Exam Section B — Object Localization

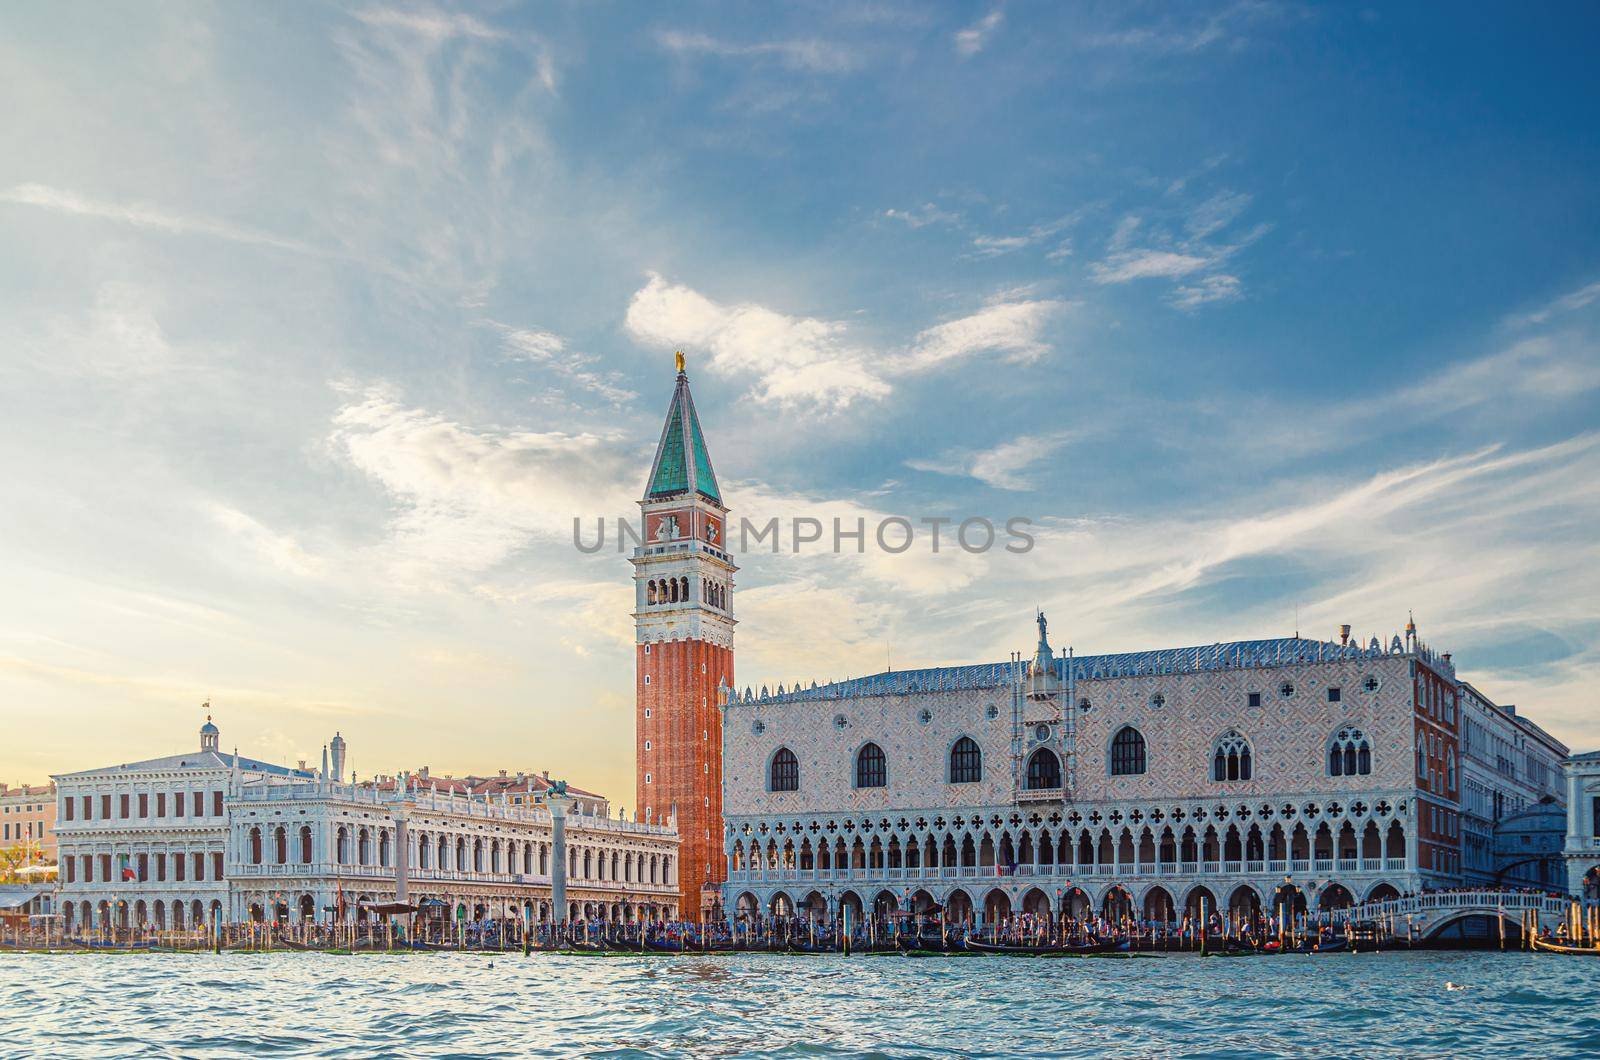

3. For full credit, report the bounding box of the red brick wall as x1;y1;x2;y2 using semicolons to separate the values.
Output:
638;638;732;914
1413;663;1461;878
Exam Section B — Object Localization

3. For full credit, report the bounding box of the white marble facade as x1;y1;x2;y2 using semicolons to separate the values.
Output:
1565;752;1600;900
722;620;1474;922
55;721;681;928
229;779;681;924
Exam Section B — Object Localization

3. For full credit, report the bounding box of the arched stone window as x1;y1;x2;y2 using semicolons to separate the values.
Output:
358;828;371;865
249;826;263;865
1110;726;1146;776
1415;734;1427;778
336;826;349;864
949;737;982;784
1446;748;1456;788
298;825;313;863
1212;731;1252;782
274;826;288;864
647;580;658;605
1026;748;1061;790
770;747;799;792
855;742;887;788
1328;727;1372;776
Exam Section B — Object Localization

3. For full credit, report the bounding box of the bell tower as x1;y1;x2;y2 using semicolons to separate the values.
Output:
632;352;735;916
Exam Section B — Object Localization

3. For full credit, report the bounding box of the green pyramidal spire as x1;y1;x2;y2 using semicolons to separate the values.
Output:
645;352;722;504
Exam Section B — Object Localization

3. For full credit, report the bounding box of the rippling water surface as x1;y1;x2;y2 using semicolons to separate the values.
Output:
3;951;1598;1058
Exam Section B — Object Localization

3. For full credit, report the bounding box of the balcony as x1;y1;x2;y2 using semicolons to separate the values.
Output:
1015;787;1065;804
726;854;1418;888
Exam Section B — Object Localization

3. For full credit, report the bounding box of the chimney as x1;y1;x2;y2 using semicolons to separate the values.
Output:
1339;624;1351;646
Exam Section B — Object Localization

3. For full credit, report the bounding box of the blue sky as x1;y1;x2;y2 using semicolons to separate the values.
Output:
2;2;1597;800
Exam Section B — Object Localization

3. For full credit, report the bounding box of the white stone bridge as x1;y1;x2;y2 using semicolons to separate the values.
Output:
1326;888;1574;940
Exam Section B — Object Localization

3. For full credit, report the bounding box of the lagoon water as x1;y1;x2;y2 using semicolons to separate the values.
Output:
3;951;1598;1058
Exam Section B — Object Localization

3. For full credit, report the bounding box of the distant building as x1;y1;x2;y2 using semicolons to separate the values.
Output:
0;782;56;871
1457;682;1568;886
1565;752;1600;900
53;718;679;930
53;717;314;930
381;767;610;818
721;614;1550;924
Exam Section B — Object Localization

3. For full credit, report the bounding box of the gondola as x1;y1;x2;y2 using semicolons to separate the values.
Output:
786;938;836;954
1532;937;1600;956
961;937;1120;956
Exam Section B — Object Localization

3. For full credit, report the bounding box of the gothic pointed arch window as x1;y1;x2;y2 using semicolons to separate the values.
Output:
855;742;887;789
949;737;982;784
1110;726;1146;776
1212;730;1252;782
1328;727;1373;776
1026;747;1061;790
770;747;799;792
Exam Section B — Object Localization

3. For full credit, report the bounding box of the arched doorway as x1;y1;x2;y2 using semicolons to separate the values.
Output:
1184;886;1217;922
770;892;794;917
1060;886;1091;920
1271;882;1306;921
1318;883;1354;911
838;891;864;925
910;889;937;915
801;891;828;922
1228;885;1261;922
1365;882;1400;904
945;889;973;925
734;892;758;921
872;889;898;919
1142;886;1175;924
1021;887;1051;918
1102;886;1133;922
300;894;316;921
983;889;1012;923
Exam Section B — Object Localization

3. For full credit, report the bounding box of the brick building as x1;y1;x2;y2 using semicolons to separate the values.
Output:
1;781;58;871
633;352;735;916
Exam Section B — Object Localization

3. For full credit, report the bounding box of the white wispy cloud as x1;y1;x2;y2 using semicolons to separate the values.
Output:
624;273;1064;409
325;384;637;585
907;430;1078;490
206;503;324;579
485;321;638;406
954;10;1004;57
1090;190;1265;308
895;297;1065;370
1;183;327;257
656;30;860;74
1506;278;1600;328
1081;2;1280;55
882;203;961;229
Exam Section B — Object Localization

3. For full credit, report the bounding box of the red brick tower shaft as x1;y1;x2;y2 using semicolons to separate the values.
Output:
632;353;735;918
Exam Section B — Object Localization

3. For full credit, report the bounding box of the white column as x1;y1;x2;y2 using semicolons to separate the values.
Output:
1567;764;1583;844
